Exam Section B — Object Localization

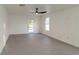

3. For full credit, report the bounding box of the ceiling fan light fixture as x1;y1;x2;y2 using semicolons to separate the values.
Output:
36;13;38;15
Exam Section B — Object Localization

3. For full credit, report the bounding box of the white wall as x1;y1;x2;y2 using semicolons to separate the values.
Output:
8;15;40;34
0;5;9;53
40;6;79;48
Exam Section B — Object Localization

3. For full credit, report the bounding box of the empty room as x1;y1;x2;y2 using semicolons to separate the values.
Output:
0;4;79;55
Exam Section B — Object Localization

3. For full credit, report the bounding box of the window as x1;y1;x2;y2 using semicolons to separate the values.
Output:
45;17;50;31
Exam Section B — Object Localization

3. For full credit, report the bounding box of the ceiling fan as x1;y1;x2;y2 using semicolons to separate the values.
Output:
19;4;47;15
34;8;47;14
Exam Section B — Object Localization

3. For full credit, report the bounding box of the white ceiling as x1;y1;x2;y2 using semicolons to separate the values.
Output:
4;4;79;15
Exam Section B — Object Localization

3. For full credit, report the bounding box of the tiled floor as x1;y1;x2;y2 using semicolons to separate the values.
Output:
1;33;79;55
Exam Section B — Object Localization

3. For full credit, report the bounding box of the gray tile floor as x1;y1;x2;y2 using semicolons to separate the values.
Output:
1;33;79;55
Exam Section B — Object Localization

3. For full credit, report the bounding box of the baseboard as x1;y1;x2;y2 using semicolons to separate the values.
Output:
41;33;79;49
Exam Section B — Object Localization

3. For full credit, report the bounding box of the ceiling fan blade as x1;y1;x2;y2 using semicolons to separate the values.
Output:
38;11;47;14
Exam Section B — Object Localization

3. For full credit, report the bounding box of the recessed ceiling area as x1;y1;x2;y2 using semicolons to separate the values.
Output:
4;4;79;15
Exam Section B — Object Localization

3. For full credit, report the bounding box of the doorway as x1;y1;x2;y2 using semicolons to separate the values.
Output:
28;20;35;33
